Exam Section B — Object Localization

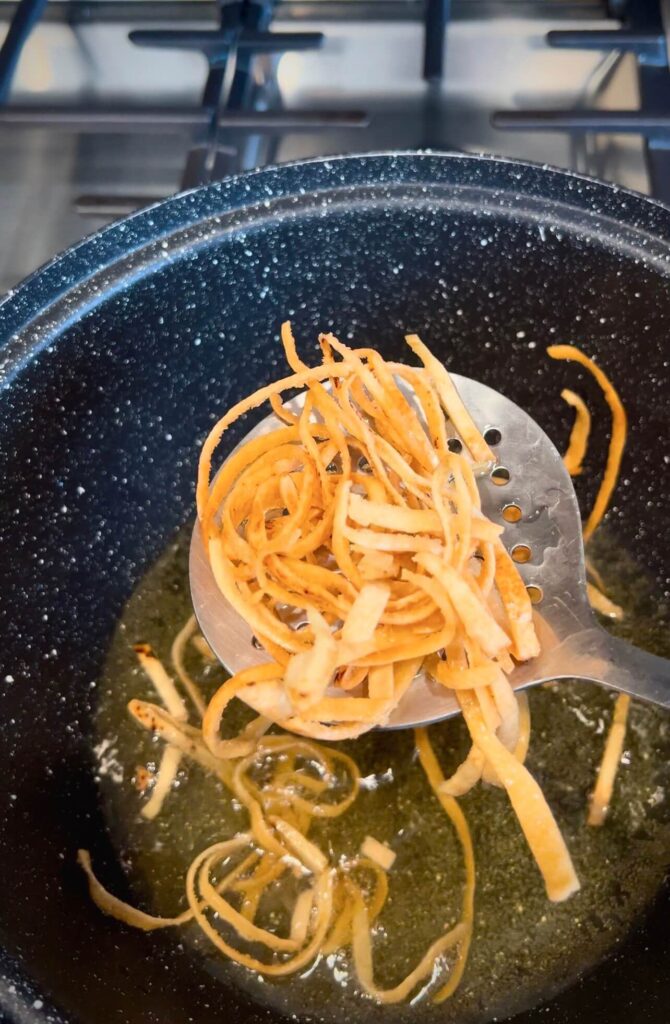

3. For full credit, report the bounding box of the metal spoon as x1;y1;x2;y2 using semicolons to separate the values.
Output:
190;374;670;729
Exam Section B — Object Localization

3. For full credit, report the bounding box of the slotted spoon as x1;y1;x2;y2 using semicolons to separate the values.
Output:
190;374;670;729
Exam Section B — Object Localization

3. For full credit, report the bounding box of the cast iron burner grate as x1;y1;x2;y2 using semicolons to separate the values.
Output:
0;0;373;208
493;0;670;204
0;0;451;210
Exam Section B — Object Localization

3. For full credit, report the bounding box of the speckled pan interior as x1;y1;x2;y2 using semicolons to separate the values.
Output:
0;152;668;1024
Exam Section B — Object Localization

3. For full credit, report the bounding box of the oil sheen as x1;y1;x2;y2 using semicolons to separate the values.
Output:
95;525;670;1024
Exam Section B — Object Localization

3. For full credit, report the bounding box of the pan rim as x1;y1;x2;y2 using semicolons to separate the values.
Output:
2;148;670;351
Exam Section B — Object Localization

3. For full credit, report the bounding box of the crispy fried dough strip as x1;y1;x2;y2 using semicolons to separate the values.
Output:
128;699;234;785
459;690;579;902
547;345;626;542
493;541;540;661
141;744;182;821
360;836;396;870
414;729;475;1003
197;361;361;521
405;334;494;463
170;614;207;717
588;693;631;826
351;896;466;1004
560;388;591;476
203;664;283;758
587;582;624;620
133;643;187;721
186;845;335;976
78;849;195;930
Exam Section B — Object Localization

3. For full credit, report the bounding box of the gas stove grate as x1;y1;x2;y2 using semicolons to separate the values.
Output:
0;0;376;206
493;0;670;203
0;0;450;204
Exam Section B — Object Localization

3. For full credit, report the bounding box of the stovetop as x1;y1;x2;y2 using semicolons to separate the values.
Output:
0;0;660;295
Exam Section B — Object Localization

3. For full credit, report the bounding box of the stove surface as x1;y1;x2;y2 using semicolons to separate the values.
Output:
0;2;648;294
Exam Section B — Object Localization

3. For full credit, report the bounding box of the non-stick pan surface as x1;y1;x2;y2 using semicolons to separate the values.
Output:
0;153;668;1024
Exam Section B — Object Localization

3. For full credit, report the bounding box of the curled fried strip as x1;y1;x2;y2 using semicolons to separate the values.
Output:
351;894;466;1004
548;345;626;542
186;843;335;976
560;388;591;477
414;728;475;1002
78;849;195;931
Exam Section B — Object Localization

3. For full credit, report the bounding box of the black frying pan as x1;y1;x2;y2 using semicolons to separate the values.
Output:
0;152;668;1024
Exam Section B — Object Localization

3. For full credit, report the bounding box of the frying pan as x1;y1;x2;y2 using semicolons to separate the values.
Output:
0;152;668;1024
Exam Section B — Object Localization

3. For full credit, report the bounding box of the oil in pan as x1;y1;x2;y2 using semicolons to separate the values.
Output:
94;524;670;1024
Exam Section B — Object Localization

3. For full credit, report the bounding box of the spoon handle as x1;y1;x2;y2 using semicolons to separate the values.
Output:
559;627;670;709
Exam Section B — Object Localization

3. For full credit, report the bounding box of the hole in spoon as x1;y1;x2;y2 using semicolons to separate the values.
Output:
502;503;522;523
491;466;510;486
447;437;463;454
511;543;532;563
251;636;263;650
526;584;543;605
484;427;502;446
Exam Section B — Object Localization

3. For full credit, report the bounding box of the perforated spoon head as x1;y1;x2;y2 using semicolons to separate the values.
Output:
190;374;604;729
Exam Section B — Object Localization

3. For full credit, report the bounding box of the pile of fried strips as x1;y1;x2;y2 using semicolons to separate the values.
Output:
80;325;627;1005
